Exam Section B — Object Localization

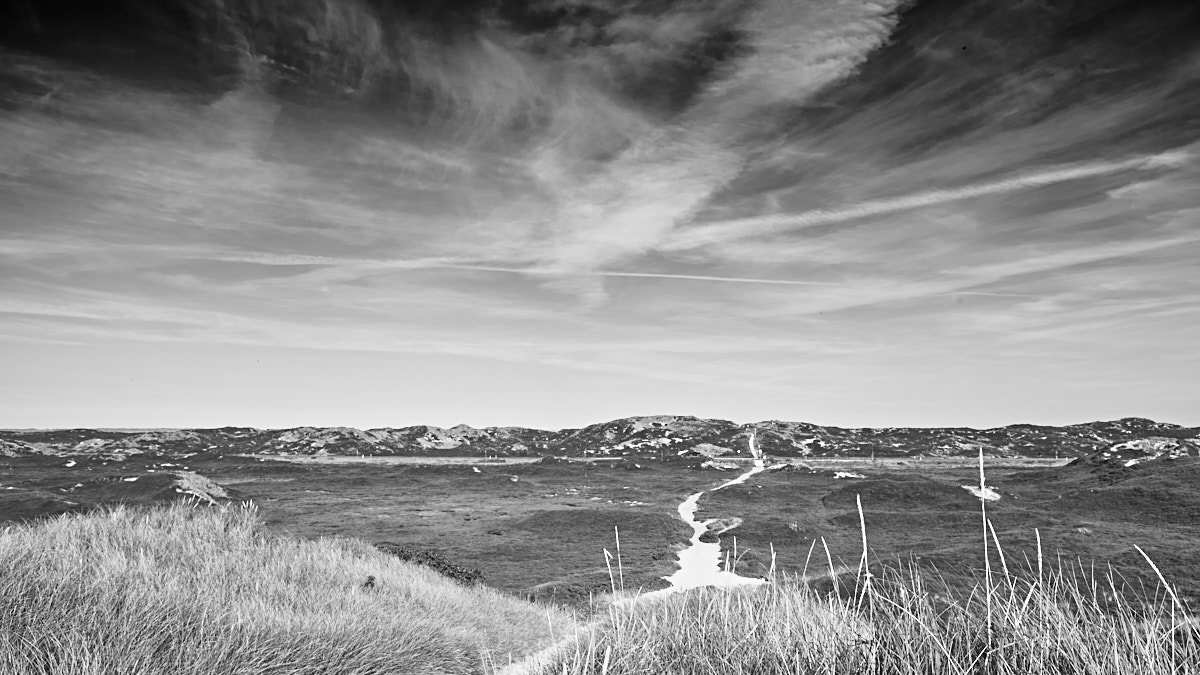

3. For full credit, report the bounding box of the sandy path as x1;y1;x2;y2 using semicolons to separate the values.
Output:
494;431;772;674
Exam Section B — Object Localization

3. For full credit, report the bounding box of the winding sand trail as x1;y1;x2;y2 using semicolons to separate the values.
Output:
647;429;769;595
493;431;771;675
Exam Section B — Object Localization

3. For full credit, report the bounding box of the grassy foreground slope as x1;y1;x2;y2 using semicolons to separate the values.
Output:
535;464;1200;675
0;503;576;675
544;570;1199;675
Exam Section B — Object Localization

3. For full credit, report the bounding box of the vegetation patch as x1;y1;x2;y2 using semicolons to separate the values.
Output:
374;542;484;585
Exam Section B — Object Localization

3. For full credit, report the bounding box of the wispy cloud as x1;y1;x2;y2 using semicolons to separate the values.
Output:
662;149;1193;251
520;0;906;283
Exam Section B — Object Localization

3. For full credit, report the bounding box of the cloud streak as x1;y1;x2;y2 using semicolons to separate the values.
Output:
662;149;1194;251
443;265;841;287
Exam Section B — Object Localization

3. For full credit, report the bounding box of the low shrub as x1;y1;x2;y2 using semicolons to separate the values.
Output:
375;542;484;585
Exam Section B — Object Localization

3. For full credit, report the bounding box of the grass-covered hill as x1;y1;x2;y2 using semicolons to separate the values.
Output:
0;503;575;675
3;501;1197;674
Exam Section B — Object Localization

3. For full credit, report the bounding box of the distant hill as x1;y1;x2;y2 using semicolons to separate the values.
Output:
2;416;1196;460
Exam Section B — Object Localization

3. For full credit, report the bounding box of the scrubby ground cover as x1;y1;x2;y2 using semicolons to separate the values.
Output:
0;503;576;675
6;452;1200;610
698;458;1200;605
0;454;697;603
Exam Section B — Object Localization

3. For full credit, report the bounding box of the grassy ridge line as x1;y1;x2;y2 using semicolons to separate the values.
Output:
0;503;577;675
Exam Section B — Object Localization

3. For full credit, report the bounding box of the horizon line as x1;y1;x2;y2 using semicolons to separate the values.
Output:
0;414;1188;434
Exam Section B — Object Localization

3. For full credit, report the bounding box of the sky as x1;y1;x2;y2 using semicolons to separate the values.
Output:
1;0;1198;431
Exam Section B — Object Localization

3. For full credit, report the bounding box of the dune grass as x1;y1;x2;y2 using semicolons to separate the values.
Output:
0;502;577;675
537;562;1198;675
526;459;1199;674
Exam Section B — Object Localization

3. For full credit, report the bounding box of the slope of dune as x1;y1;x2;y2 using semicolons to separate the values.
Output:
0;503;576;674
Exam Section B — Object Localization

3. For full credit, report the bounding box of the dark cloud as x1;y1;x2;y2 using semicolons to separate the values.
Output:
0;0;752;127
766;0;1200;160
689;0;1200;237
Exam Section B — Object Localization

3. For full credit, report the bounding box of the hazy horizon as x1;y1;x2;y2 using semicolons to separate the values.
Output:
3;0;1198;430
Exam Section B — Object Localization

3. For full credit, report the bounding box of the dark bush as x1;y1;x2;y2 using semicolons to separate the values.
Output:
374;542;484;585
